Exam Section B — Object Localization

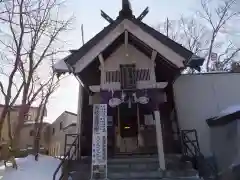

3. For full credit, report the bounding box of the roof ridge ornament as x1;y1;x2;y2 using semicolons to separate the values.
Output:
119;0;133;18
122;0;132;12
101;0;149;23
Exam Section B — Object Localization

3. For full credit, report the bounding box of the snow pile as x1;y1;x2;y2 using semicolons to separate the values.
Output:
0;154;61;180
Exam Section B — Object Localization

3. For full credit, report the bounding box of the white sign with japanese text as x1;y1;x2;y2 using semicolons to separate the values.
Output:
91;104;108;179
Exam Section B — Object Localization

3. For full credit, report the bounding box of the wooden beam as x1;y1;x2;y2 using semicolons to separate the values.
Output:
89;82;168;92
98;54;105;86
150;50;157;82
98;54;104;65
137;7;149;21
101;10;114;24
151;50;158;62
124;30;128;56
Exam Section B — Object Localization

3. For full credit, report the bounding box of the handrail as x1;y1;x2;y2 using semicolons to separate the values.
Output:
181;130;200;157
53;134;80;180
181;130;218;179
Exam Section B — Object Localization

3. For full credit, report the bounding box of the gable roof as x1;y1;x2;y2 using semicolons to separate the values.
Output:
54;2;204;76
67;19;122;67
63;17;203;70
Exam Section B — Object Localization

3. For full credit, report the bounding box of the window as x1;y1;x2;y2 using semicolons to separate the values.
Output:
24;114;32;122
29;130;34;136
120;64;136;89
60;122;63;130
27;145;33;149
52;128;55;135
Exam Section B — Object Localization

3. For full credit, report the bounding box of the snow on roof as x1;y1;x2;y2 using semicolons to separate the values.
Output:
53;56;71;73
23;121;35;125
23;121;50;126
218;105;240;118
0;155;61;180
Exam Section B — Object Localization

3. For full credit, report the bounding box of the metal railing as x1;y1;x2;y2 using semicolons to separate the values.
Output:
53;134;81;180
181;130;200;158
181;130;218;180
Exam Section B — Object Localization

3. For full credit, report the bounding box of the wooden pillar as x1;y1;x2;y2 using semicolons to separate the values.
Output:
137;104;143;147
154;107;166;171
76;83;83;160
150;89;166;171
98;54;105;88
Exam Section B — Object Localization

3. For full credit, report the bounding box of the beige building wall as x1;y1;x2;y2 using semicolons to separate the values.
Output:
0;106;47;144
18;122;50;150
173;73;240;156
48;111;77;157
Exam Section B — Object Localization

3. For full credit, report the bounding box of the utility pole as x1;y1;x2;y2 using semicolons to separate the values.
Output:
76;24;85;160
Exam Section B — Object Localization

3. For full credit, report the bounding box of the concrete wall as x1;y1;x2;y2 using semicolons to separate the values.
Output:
173;73;240;156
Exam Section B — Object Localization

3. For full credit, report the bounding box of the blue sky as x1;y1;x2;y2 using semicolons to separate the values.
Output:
46;0;199;122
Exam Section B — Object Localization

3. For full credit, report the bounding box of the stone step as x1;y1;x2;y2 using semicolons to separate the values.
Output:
164;169;199;178
108;170;198;179
66;155;197;180
108;162;159;171
108;170;163;179
108;157;193;171
108;156;158;164
69;171;90;180
69;169;200;180
113;154;158;158
108;154;185;164
111;178;200;180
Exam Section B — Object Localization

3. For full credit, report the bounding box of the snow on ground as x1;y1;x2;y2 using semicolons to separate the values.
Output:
0;154;61;180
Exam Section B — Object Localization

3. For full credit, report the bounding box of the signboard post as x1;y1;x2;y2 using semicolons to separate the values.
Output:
91;104;108;180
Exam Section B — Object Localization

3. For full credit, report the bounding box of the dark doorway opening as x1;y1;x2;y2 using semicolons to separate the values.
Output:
119;103;138;138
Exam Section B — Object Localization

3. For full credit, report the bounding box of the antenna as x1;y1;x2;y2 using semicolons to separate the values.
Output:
166;18;169;37
101;10;114;24
81;24;85;45
137;7;149;21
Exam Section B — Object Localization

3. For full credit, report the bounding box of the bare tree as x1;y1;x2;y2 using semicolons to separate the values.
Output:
198;0;240;71
210;41;240;71
0;50;24;141
157;16;210;73
33;69;63;161
0;0;72;148
157;16;209;56
156;0;240;72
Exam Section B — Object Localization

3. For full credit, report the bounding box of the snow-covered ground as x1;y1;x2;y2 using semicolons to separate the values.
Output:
0;154;61;180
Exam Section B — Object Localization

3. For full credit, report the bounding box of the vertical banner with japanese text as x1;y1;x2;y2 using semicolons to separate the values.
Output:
91;104;108;179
